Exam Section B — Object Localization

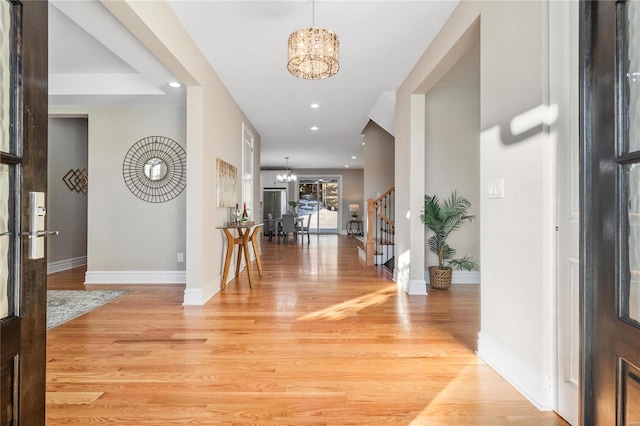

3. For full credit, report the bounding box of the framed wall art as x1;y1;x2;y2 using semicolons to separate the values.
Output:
216;158;237;207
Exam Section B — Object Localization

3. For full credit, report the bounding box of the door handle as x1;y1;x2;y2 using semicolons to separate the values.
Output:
24;191;59;259
20;230;59;239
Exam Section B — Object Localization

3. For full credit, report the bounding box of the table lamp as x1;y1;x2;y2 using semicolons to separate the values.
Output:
349;204;360;219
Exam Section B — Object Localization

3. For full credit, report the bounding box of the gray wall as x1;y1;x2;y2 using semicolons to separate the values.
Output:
424;42;480;269
47;118;88;264
47;106;188;275
87;106;186;271
363;120;395;201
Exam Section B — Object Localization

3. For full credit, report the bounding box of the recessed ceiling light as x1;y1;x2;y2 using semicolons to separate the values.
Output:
351;156;356;159
310;103;319;108
310;126;319;131
345;165;349;168
168;81;182;88
362;142;365;146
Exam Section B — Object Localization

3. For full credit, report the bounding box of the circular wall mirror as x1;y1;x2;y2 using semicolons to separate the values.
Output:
144;158;168;181
122;136;186;203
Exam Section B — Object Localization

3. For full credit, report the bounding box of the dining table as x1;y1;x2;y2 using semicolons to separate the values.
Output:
274;216;305;227
217;222;263;289
274;216;305;242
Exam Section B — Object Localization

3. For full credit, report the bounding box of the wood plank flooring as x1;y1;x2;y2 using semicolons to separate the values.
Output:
46;236;568;425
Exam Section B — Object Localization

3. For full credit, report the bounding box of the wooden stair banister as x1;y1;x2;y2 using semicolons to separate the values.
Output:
366;198;376;266
366;186;395;267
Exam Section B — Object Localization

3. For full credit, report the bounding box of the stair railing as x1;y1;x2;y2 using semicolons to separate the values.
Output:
366;187;395;268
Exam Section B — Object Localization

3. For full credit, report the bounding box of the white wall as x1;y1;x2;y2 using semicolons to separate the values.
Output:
47;118;88;271
396;0;557;411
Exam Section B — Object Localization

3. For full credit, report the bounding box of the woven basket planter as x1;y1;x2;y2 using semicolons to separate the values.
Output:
429;266;452;290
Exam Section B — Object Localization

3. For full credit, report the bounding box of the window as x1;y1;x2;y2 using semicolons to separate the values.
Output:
242;123;254;220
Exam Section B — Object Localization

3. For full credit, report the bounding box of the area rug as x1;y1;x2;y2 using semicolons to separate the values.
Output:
47;290;130;330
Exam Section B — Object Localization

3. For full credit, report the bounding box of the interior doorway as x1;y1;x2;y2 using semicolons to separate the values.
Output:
47;117;89;275
297;178;340;234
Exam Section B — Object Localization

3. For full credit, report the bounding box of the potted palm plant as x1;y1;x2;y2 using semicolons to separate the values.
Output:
420;191;479;290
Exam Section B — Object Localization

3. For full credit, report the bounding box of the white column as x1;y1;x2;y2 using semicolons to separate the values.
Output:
407;94;427;295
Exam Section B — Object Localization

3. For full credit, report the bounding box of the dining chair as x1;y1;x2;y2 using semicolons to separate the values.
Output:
280;214;297;243
298;214;312;243
266;213;275;242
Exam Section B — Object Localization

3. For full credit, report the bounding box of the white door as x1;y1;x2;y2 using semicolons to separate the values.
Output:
552;1;579;424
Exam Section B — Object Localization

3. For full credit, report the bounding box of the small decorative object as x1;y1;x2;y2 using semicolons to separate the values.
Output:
288;200;298;214
63;168;88;194
420;191;479;290
216;158;238;207
231;203;242;224
241;202;249;222
122;136;186;203
349;203;359;219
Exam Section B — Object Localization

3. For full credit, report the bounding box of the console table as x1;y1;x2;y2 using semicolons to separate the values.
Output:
347;220;363;237
217;223;263;289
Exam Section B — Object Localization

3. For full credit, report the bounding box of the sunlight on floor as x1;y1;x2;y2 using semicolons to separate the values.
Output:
409;364;484;425
297;284;398;321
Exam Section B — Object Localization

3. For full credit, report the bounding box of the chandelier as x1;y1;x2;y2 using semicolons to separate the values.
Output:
287;0;339;80
277;157;297;183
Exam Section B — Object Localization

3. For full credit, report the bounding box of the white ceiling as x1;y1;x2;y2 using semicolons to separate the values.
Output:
48;1;460;170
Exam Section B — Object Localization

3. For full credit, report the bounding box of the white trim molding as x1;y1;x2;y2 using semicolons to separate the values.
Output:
183;277;220;306
407;279;428;295
424;270;481;284
477;331;553;411
47;255;87;275
85;270;186;285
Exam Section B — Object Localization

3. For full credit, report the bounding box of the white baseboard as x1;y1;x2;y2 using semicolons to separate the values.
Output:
477;331;553;411
357;246;366;261
84;270;186;285
424;270;481;284
183;277;220;306
47;256;87;275
407;279;427;295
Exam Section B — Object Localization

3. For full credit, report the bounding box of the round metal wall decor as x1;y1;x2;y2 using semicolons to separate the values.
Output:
122;136;186;203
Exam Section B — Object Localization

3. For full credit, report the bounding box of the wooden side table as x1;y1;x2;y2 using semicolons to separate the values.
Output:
218;223;263;289
347;220;363;237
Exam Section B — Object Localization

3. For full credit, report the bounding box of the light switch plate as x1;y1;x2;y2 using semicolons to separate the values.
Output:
488;179;504;199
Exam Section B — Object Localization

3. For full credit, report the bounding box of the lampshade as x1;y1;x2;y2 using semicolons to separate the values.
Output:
288;27;339;80
349;204;359;212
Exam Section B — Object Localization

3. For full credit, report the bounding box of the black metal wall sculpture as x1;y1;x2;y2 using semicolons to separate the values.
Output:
122;136;186;203
63;168;88;194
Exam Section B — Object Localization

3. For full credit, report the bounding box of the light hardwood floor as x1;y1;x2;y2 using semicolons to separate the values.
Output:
46;235;568;425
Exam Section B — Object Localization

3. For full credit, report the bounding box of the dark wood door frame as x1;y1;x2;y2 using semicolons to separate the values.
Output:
579;4;598;424
580;1;640;424
19;1;48;423
0;1;47;424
